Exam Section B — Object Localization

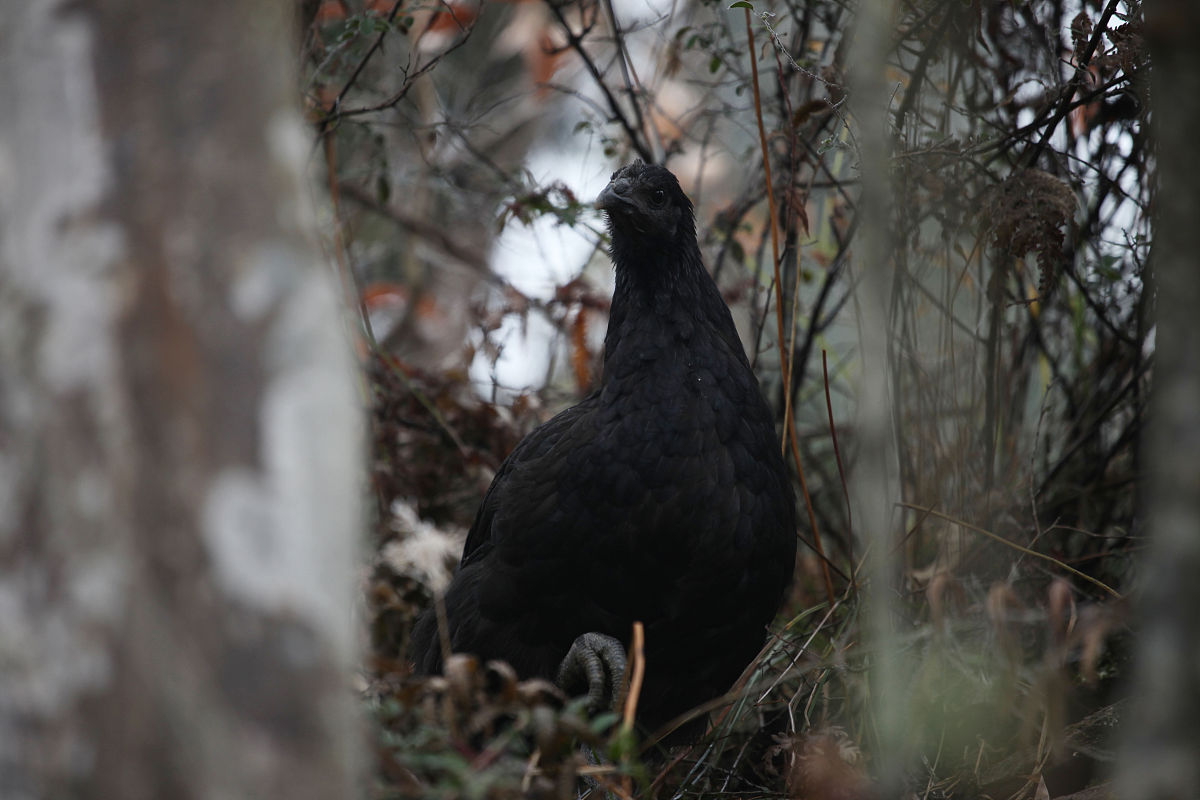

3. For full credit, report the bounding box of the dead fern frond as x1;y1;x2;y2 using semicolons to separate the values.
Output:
980;169;1077;299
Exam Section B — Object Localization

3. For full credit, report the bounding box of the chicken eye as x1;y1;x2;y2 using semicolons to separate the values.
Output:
650;189;667;207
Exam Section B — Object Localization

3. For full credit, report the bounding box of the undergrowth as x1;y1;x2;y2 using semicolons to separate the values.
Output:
304;0;1149;795
363;356;1128;799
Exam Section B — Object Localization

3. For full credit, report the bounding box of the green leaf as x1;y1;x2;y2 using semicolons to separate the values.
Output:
709;55;722;73
590;711;620;734
1094;255;1122;282
729;238;745;264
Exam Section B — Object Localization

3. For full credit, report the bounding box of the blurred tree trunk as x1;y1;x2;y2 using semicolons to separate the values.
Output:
1118;1;1200;797
848;0;903;792
0;2;362;798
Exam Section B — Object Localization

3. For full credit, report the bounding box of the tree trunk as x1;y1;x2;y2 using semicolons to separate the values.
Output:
0;2;363;798
1117;2;1200;798
848;0;903;792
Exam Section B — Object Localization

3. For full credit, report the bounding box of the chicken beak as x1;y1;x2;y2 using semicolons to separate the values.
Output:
594;184;617;211
595;178;631;212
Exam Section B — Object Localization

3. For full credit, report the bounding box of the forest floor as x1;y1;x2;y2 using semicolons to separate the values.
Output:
362;355;1129;800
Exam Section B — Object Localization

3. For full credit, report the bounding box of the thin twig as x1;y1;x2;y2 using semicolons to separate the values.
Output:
600;0;662;161
744;6;837;608
546;0;653;163
822;349;855;576
622;621;645;734
621;621;645;800
330;0;405;116
328;1;477;122
898;502;1122;598
1023;0;1123;167
338;182;490;272
322;132;375;346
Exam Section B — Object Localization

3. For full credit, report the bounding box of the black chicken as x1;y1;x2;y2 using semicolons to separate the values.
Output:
410;161;796;736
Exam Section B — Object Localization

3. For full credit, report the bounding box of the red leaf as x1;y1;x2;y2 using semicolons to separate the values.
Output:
428;3;477;32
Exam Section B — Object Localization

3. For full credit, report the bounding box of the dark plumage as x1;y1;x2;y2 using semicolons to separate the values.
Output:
410;161;796;733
